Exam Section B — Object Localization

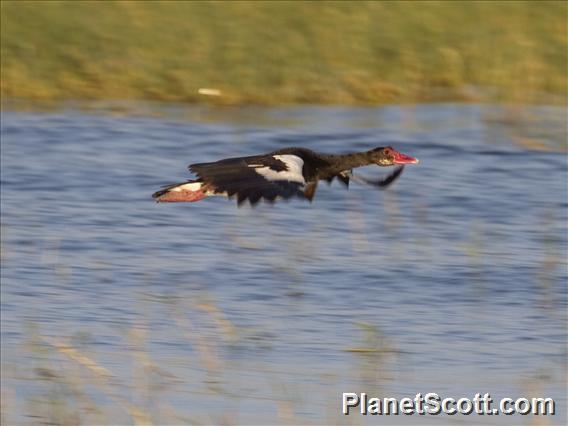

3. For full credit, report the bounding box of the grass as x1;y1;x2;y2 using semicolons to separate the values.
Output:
1;1;567;106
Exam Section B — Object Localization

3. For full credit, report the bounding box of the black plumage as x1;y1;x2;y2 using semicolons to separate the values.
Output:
153;146;418;206
189;154;305;205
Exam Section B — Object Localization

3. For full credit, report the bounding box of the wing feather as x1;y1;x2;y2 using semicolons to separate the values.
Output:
189;154;307;205
351;166;405;188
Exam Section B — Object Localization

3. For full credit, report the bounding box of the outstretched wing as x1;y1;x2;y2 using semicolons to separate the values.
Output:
189;154;308;205
351;166;405;188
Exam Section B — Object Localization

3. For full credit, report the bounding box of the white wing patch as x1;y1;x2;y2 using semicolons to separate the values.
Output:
254;155;305;184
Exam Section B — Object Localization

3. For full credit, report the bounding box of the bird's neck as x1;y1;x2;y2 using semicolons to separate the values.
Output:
320;151;373;175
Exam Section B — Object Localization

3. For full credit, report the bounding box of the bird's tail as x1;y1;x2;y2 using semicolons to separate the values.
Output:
152;180;207;202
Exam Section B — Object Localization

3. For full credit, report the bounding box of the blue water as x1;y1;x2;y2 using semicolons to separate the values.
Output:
1;103;567;425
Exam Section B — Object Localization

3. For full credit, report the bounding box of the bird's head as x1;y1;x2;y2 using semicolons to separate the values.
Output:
371;146;419;166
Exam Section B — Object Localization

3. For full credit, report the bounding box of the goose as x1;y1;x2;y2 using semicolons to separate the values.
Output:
152;146;418;206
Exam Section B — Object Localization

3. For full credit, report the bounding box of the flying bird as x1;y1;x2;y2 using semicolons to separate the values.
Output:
152;146;419;206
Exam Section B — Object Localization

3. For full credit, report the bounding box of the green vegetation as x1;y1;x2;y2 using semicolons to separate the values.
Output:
1;1;566;105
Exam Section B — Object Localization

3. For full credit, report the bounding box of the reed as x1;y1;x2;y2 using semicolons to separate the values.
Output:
1;1;566;105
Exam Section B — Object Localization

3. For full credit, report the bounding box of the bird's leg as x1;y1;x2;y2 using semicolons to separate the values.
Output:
303;181;318;201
